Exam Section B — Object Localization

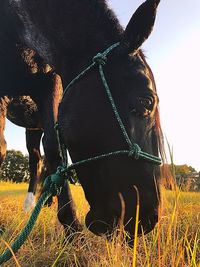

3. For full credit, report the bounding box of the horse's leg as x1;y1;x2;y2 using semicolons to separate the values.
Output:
0;97;9;166
0;99;6;234
24;128;43;212
57;183;82;235
41;74;81;232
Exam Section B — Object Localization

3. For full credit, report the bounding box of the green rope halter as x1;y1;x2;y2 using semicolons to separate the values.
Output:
57;42;162;167
0;42;161;265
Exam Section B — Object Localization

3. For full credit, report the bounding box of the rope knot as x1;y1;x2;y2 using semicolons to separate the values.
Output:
93;53;107;66
43;167;65;196
128;143;141;160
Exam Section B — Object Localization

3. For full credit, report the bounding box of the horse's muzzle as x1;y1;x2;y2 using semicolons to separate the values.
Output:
85;208;118;236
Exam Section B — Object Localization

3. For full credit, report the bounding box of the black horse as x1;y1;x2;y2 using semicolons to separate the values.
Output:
7;0;164;240
0;6;63;211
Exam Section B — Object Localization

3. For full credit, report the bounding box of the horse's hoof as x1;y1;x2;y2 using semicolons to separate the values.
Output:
24;192;36;212
63;222;83;243
67;221;83;232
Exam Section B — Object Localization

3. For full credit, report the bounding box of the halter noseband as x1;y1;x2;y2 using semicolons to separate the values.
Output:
55;42;162;177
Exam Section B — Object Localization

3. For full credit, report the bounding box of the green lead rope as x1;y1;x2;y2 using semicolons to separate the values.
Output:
0;168;65;265
0;167;65;265
0;42;162;265
0;191;51;265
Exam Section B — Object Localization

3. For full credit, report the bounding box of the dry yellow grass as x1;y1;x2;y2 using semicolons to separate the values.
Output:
0;181;200;267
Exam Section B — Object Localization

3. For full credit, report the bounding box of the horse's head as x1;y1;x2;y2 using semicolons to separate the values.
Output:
58;0;163;240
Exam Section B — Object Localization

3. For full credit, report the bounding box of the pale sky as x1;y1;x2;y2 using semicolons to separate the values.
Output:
5;0;200;171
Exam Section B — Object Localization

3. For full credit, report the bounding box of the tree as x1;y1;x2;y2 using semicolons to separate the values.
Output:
174;164;197;175
161;163;199;191
0;150;30;182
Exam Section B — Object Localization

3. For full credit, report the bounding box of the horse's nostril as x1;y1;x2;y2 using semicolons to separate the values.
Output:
85;209;117;236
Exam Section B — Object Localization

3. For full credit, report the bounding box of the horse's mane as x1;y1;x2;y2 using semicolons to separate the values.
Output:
83;0;124;35
139;50;166;163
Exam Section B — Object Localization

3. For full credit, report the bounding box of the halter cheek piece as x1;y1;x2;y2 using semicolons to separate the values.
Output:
55;42;162;178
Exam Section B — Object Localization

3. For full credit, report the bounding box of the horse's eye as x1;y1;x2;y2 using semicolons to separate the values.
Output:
130;96;154;117
139;97;153;110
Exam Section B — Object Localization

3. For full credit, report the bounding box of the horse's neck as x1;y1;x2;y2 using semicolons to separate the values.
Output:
56;0;123;82
40;1;123;78
13;0;123;82
59;1;122;51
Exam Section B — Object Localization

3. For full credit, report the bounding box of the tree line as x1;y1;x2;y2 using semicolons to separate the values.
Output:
0;149;79;184
161;164;200;191
0;150;199;192
0;150;30;183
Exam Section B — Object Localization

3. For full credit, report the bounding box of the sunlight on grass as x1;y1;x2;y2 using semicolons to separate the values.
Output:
0;181;27;196
0;181;200;266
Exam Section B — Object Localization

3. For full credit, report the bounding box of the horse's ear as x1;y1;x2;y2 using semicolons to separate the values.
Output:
120;0;160;54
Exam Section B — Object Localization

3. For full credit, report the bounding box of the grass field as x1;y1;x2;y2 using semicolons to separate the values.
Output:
0;181;200;267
